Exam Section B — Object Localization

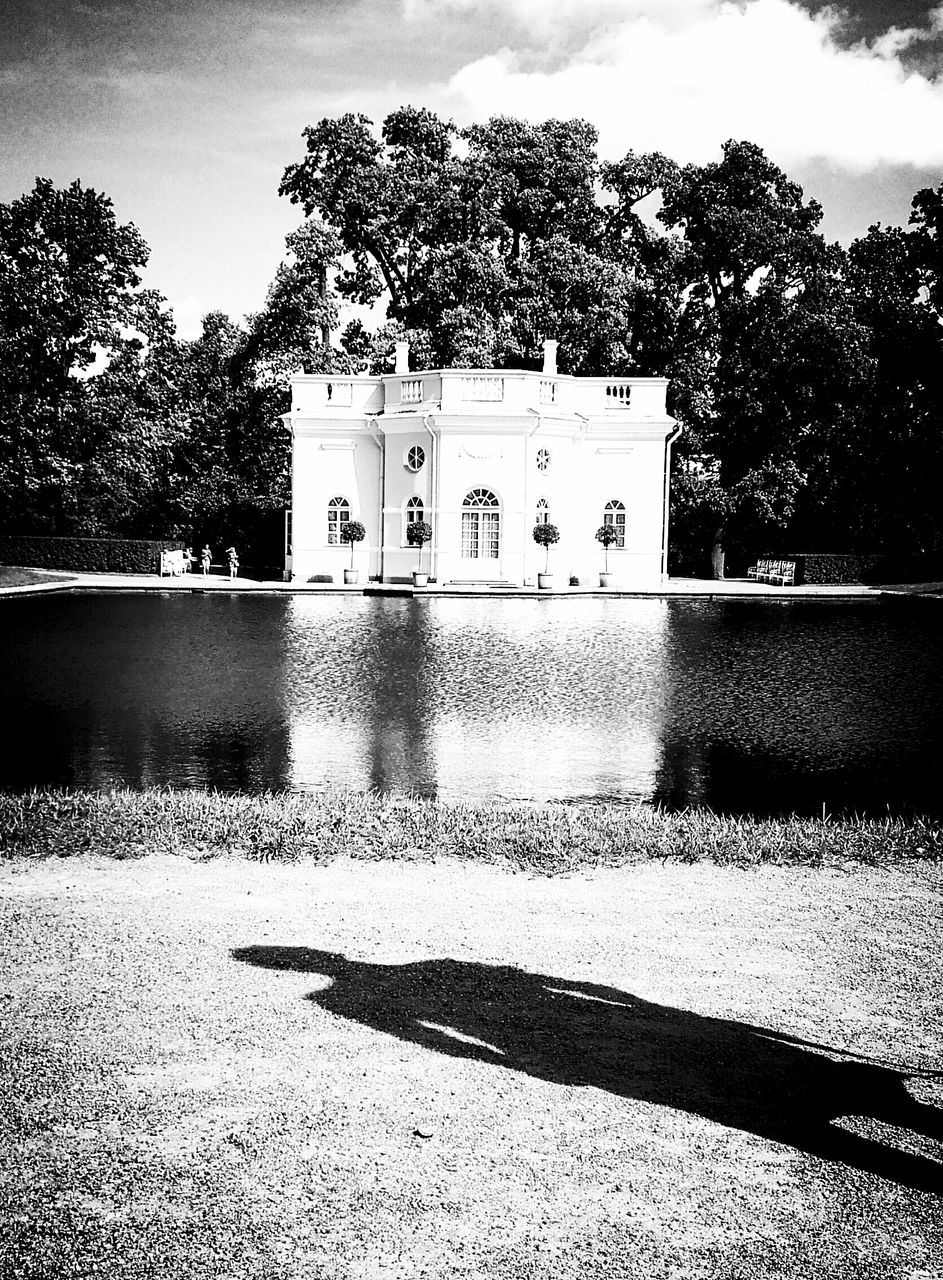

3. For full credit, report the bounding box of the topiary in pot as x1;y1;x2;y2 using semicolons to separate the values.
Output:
595;523;620;585
533;522;560;588
340;520;366;583
406;519;433;584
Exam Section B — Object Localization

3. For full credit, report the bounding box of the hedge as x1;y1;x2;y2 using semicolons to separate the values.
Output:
0;536;184;575
779;553;943;585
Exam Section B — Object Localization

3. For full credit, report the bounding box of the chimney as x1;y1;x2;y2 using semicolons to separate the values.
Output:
394;341;410;374
542;339;558;376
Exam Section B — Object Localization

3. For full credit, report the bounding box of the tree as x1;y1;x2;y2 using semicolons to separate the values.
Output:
237;220;349;383
165;221;354;559
340;519;366;570
910;182;943;316
281;108;678;375
460;115;602;266
169;311;246;535
0;178;152;394
0;178;157;533
280;107;463;327
657;141;838;577
595;523;620;573
600;150;685;375
793;220;943;556
161;308;291;559
406;519;433;575
70;294;189;537
532;521;560;573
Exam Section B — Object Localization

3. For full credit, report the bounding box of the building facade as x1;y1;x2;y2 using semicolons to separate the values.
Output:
286;341;680;586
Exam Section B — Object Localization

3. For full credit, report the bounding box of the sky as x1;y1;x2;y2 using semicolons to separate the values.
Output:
2;0;942;338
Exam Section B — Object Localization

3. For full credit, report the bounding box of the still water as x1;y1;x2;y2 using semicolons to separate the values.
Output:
1;593;941;815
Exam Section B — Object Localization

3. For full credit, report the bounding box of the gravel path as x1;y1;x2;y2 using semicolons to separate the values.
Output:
1;855;941;1279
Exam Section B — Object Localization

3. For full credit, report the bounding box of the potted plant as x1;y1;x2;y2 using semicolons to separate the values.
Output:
533;522;560;590
406;519;433;587
340;520;365;584
595;523;620;587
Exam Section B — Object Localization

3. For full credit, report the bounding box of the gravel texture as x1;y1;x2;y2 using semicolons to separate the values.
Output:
1;854;941;1279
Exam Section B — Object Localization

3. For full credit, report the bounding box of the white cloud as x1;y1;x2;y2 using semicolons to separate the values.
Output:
871;4;943;58
405;0;943;171
404;0;716;35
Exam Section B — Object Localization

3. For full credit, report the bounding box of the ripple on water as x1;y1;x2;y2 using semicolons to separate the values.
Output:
1;593;940;815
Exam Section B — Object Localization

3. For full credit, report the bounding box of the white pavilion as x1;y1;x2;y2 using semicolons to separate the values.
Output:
284;340;680;586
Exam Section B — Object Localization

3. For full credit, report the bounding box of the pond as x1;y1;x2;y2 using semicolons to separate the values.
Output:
1;593;941;816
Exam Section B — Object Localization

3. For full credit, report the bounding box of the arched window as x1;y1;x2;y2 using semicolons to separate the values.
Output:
603;499;626;549
405;444;425;472
403;495;424;543
535;497;550;525
327;495;350;545
536;448;551;472
461;488;500;560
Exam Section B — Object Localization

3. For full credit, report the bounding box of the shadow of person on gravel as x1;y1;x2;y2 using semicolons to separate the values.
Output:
231;946;943;1193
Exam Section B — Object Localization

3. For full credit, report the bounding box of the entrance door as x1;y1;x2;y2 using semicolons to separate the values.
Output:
461;489;501;564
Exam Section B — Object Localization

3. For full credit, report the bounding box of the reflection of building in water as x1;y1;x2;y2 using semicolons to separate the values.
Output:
418;599;670;802
284;597;438;796
286;595;670;804
286;339;680;587
283;595;943;815
363;601;439;795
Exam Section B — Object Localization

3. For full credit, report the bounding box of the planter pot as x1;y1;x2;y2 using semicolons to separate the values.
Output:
343;569;359;585
599;572;613;588
412;571;429;588
537;572;554;590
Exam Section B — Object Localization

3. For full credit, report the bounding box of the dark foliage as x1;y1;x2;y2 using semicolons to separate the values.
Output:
339;520;366;545
406;520;432;547
0;535;182;575
2;149;943;576
532;522;560;548
791;552;943;586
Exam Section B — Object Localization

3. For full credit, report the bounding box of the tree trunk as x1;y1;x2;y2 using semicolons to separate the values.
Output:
710;525;726;580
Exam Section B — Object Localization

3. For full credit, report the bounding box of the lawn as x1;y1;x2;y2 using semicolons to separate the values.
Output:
1;843;940;1279
0;564;74;588
3;788;941;868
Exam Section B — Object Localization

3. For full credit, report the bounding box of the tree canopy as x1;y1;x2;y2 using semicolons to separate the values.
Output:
0;185;349;554
280;107;677;375
0;178;172;534
1;126;941;575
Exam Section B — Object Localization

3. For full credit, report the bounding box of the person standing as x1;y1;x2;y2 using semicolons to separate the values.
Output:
225;546;239;580
200;545;212;576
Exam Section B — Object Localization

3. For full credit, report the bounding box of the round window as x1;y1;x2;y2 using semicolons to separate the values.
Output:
536;448;550;472
406;445;425;472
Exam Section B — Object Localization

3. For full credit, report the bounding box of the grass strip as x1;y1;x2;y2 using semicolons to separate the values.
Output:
1;788;941;872
0;565;74;587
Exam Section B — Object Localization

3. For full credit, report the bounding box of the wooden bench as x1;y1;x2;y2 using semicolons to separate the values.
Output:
747;557;796;586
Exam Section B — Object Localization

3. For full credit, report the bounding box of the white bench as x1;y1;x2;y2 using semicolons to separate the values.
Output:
747;558;796;586
159;549;188;577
